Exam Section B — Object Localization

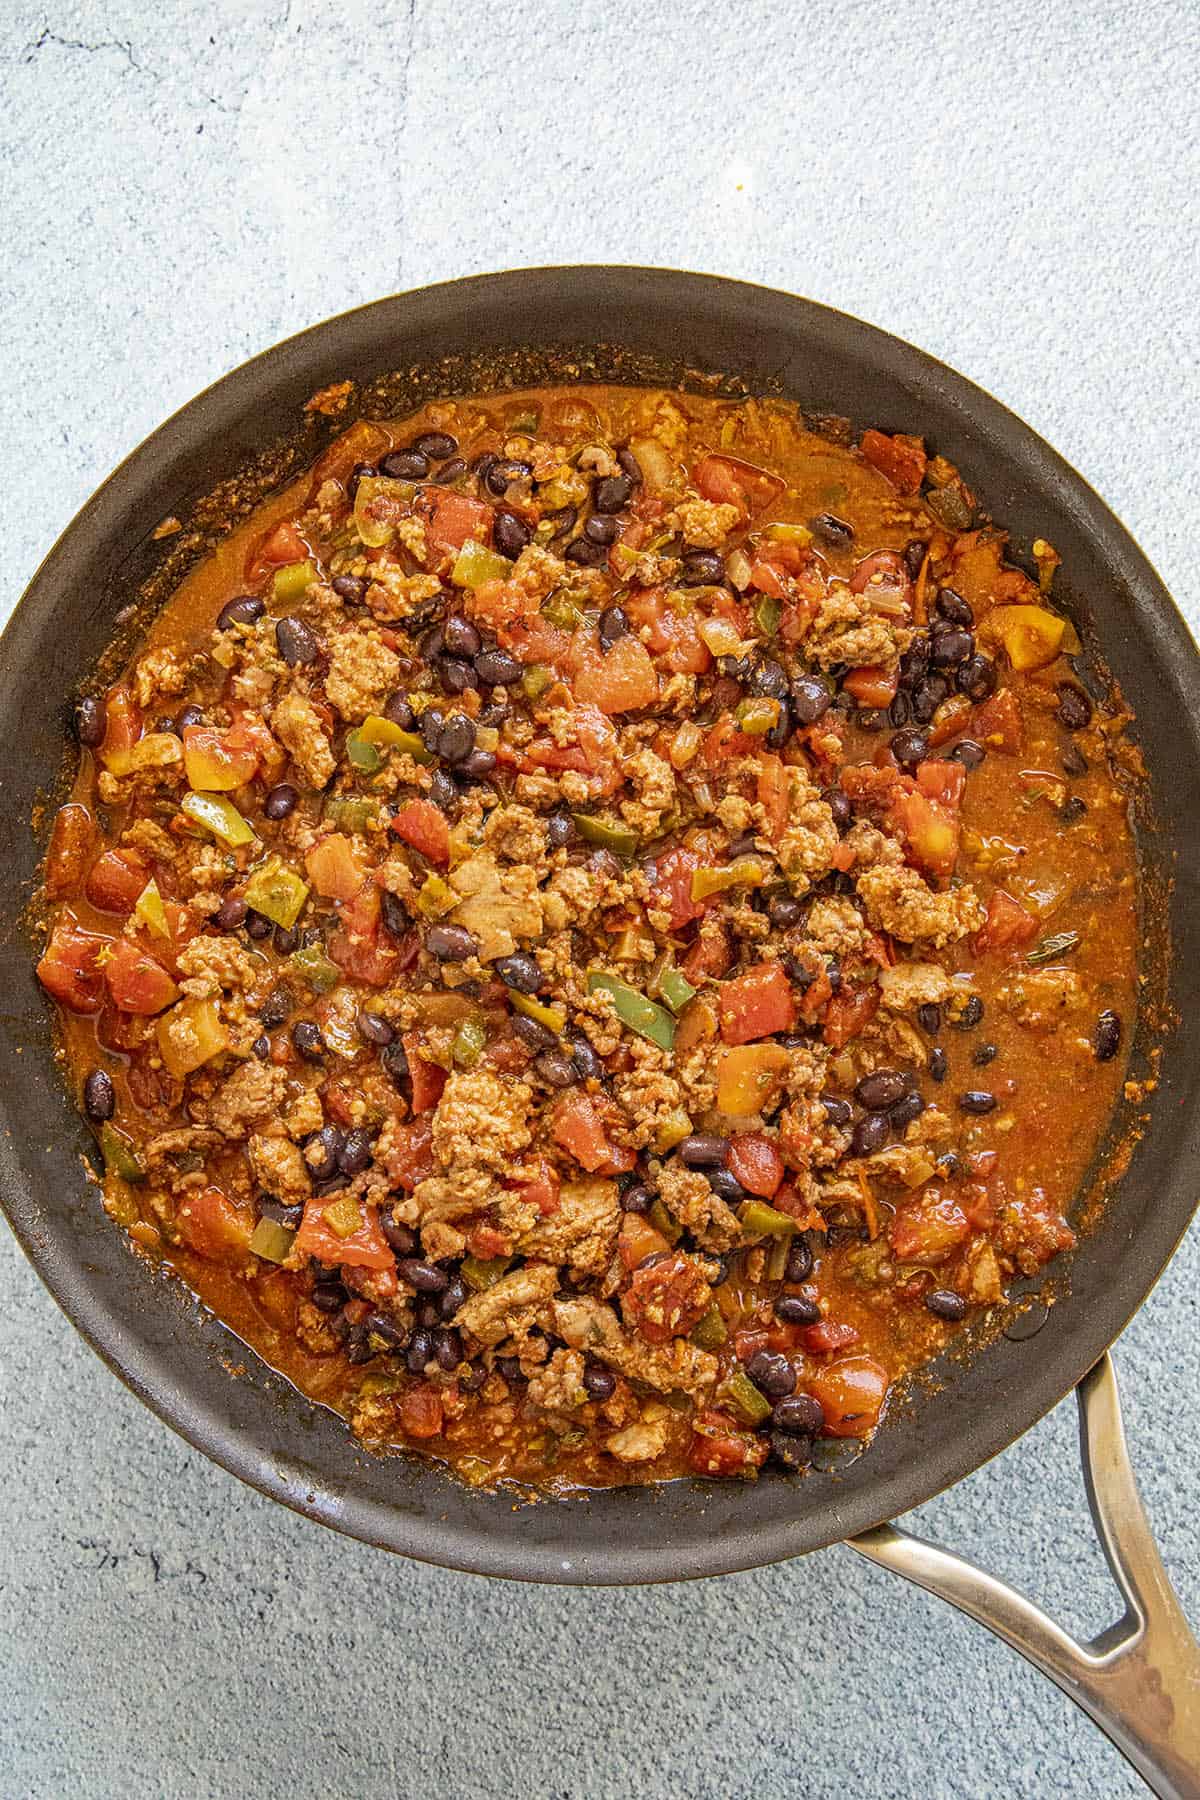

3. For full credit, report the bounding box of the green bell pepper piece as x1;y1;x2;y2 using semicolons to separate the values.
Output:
506;988;566;1034
242;856;309;929
249;1217;295;1264
724;1368;772;1427
754;593;782;637
520;663;552;701
588;972;676;1051
690;857;766;903
734;697;782;737
740;1199;799;1239
690;1304;728;1351
100;1122;144;1183
451;539;512;589
324;796;381;832
462;1254;513;1291
290;944;340;993
572;814;638;857
180;790;256;848
452;1016;487;1069
648;1198;682;1245
658;967;698;1015
273;559;317;604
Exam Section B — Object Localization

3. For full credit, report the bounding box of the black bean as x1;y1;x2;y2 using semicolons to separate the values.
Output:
1060;795;1088;825
379;448;429;480
916;1003;942;1036
276;616;321;666
925;1288;968;1322
245;909;273;940
380;889;408;941
770;1431;813;1472
891;726;929;768
593;473;633;514
311;1280;347;1313
380;1210;415;1255
616;446;643;486
426;923;478;962
825;787;852;830
765;700;793;751
1057;684;1093;730
361;1311;405;1349
576;514;617;549
213;895;247;933
442;614;482;659
855;1068;910;1111
850;1112;891;1156
437;715;476;766
357;1010;395;1047
820;1094;853;1129
570;1039;604;1083
338;1128;374;1177
888;690;912;728
174;702;205;735
547;809;575;848
273;923;300;956
972;1042;999;1067
1095;1011;1122;1062
412;431;458;460
747;1350;796;1399
911;674;950;722
472;451;498;486
542;505;578;545
496;1355;525;1384
331;574;368;606
439;656;475;695
888;1091;925;1131
959;1090;997;1114
434;456;468;486
768;892;803;929
305;1126;344;1182
620;1183;654;1215
957;654;998;702
773;1393;825;1435
935;586;974;625
706;1168;745;1204
347;462;376;499
83;1068;115;1122
583;1362;616;1402
486;458;532;496
774;1293;821;1327
429;1327;461;1372
405;1328;433;1374
564;536;607;568
598;606;629;650
679;1134;730;1168
217;593;264;631
398;1258;450;1294
535;1050;578;1088
428;768;459;812
74;695;108;748
250;1034;270;1060
751;658;790;703
898;638;930;691
497;951;542;994
903;539;928;581
928;1046;948;1082
809;512;854;546
953;995;985;1030
458;1358;487;1393
680;548;725;586
1060;743;1089;777
440;1277;468;1320
292;1020;326;1063
950;738;986;769
415;1295;442;1331
786;1237;815;1283
418;706;445;755
470;645;522;694
930;628;974;668
263;782;298;821
381;1040;410;1086
511;1013;556;1053
384;692;414;729
259;983;294;1029
493;509;531;559
854;708;888;733
258;1196;304;1230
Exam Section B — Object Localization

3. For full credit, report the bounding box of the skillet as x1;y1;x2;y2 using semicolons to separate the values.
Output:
1;269;1197;1794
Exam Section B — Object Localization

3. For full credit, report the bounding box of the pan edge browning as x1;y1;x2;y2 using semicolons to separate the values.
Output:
0;270;1196;1582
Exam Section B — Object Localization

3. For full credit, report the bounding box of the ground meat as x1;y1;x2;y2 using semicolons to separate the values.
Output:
551;1296;719;1401
999;967;1083;1031
605;1405;671;1463
455;1261;559;1348
516;1178;621;1277
176;934;268;1002
449;852;543;960
804;584;909;672
526;1347;588;1417
206;1061;288;1140
611;1041;689;1153
878;961;954;1010
132;648;188;709
803;897;869;958
271;689;336;788
777;765;841;892
618;746;676;838
365;567;442;622
432;1069;534;1176
324;626;401;723
284;1088;325;1139
247;1134;310;1204
483;804;550;868
653;1158;742;1252
295;1297;343;1355
667;497;741;547
856;864;985;947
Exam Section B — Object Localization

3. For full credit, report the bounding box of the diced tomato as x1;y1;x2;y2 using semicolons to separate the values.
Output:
755;755;789;842
822;984;880;1048
682;925;734;983
36;920;110;1013
466;1222;510;1260
176;1185;252;1262
1000;1184;1076;1267
849;550;913;612
571;631;658;713
733;1328;770;1363
728;1132;784;1198
45;804;96;902
293;1195;396;1271
402;1032;448;1114
550;1090;636;1174
390;798;450;864
796;962;833;1025
860;429;927;495
770;1181;823;1230
624;589;711;674
618;1211;672;1271
916;759;966;809
328;882;400;986
253;519;309;568
687;1409;769;1476
182;724;259;792
961;1181;997;1231
380;1118;435;1192
655;845;706;929
842;664;899;709
622;1251;712;1344
85;848;148;914
515;1160;560;1218
398;1383;444;1439
807;1356;889;1437
104;939;179;1014
891;787;960;879
693;454;783;512
419;488;492;561
972;687;1023;754
306;833;369;901
889;1189;970;1263
974;888;1039;952
801;1320;861;1354
701;716;757;768
719;962;797;1046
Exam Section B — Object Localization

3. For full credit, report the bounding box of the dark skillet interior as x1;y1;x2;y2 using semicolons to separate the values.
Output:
2;269;1198;1584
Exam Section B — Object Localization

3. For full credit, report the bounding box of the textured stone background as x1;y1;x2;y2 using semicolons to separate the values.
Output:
1;2;1197;1795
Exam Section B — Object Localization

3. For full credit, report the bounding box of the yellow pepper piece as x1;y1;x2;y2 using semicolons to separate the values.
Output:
180;790;256;848
273;559;317;604
506;989;566;1034
156;996;228;1079
322;1196;364;1239
243;856;309;929
988;604;1066;672
716;1043;791;1116
134;878;171;940
690;857;766;903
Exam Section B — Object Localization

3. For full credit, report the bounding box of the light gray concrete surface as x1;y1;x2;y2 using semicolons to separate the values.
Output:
1;2;1197;1795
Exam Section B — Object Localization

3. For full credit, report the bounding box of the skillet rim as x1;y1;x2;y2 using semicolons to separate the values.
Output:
1;265;1197;1585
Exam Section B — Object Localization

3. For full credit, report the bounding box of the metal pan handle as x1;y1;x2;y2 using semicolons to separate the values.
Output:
847;1354;1200;1798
